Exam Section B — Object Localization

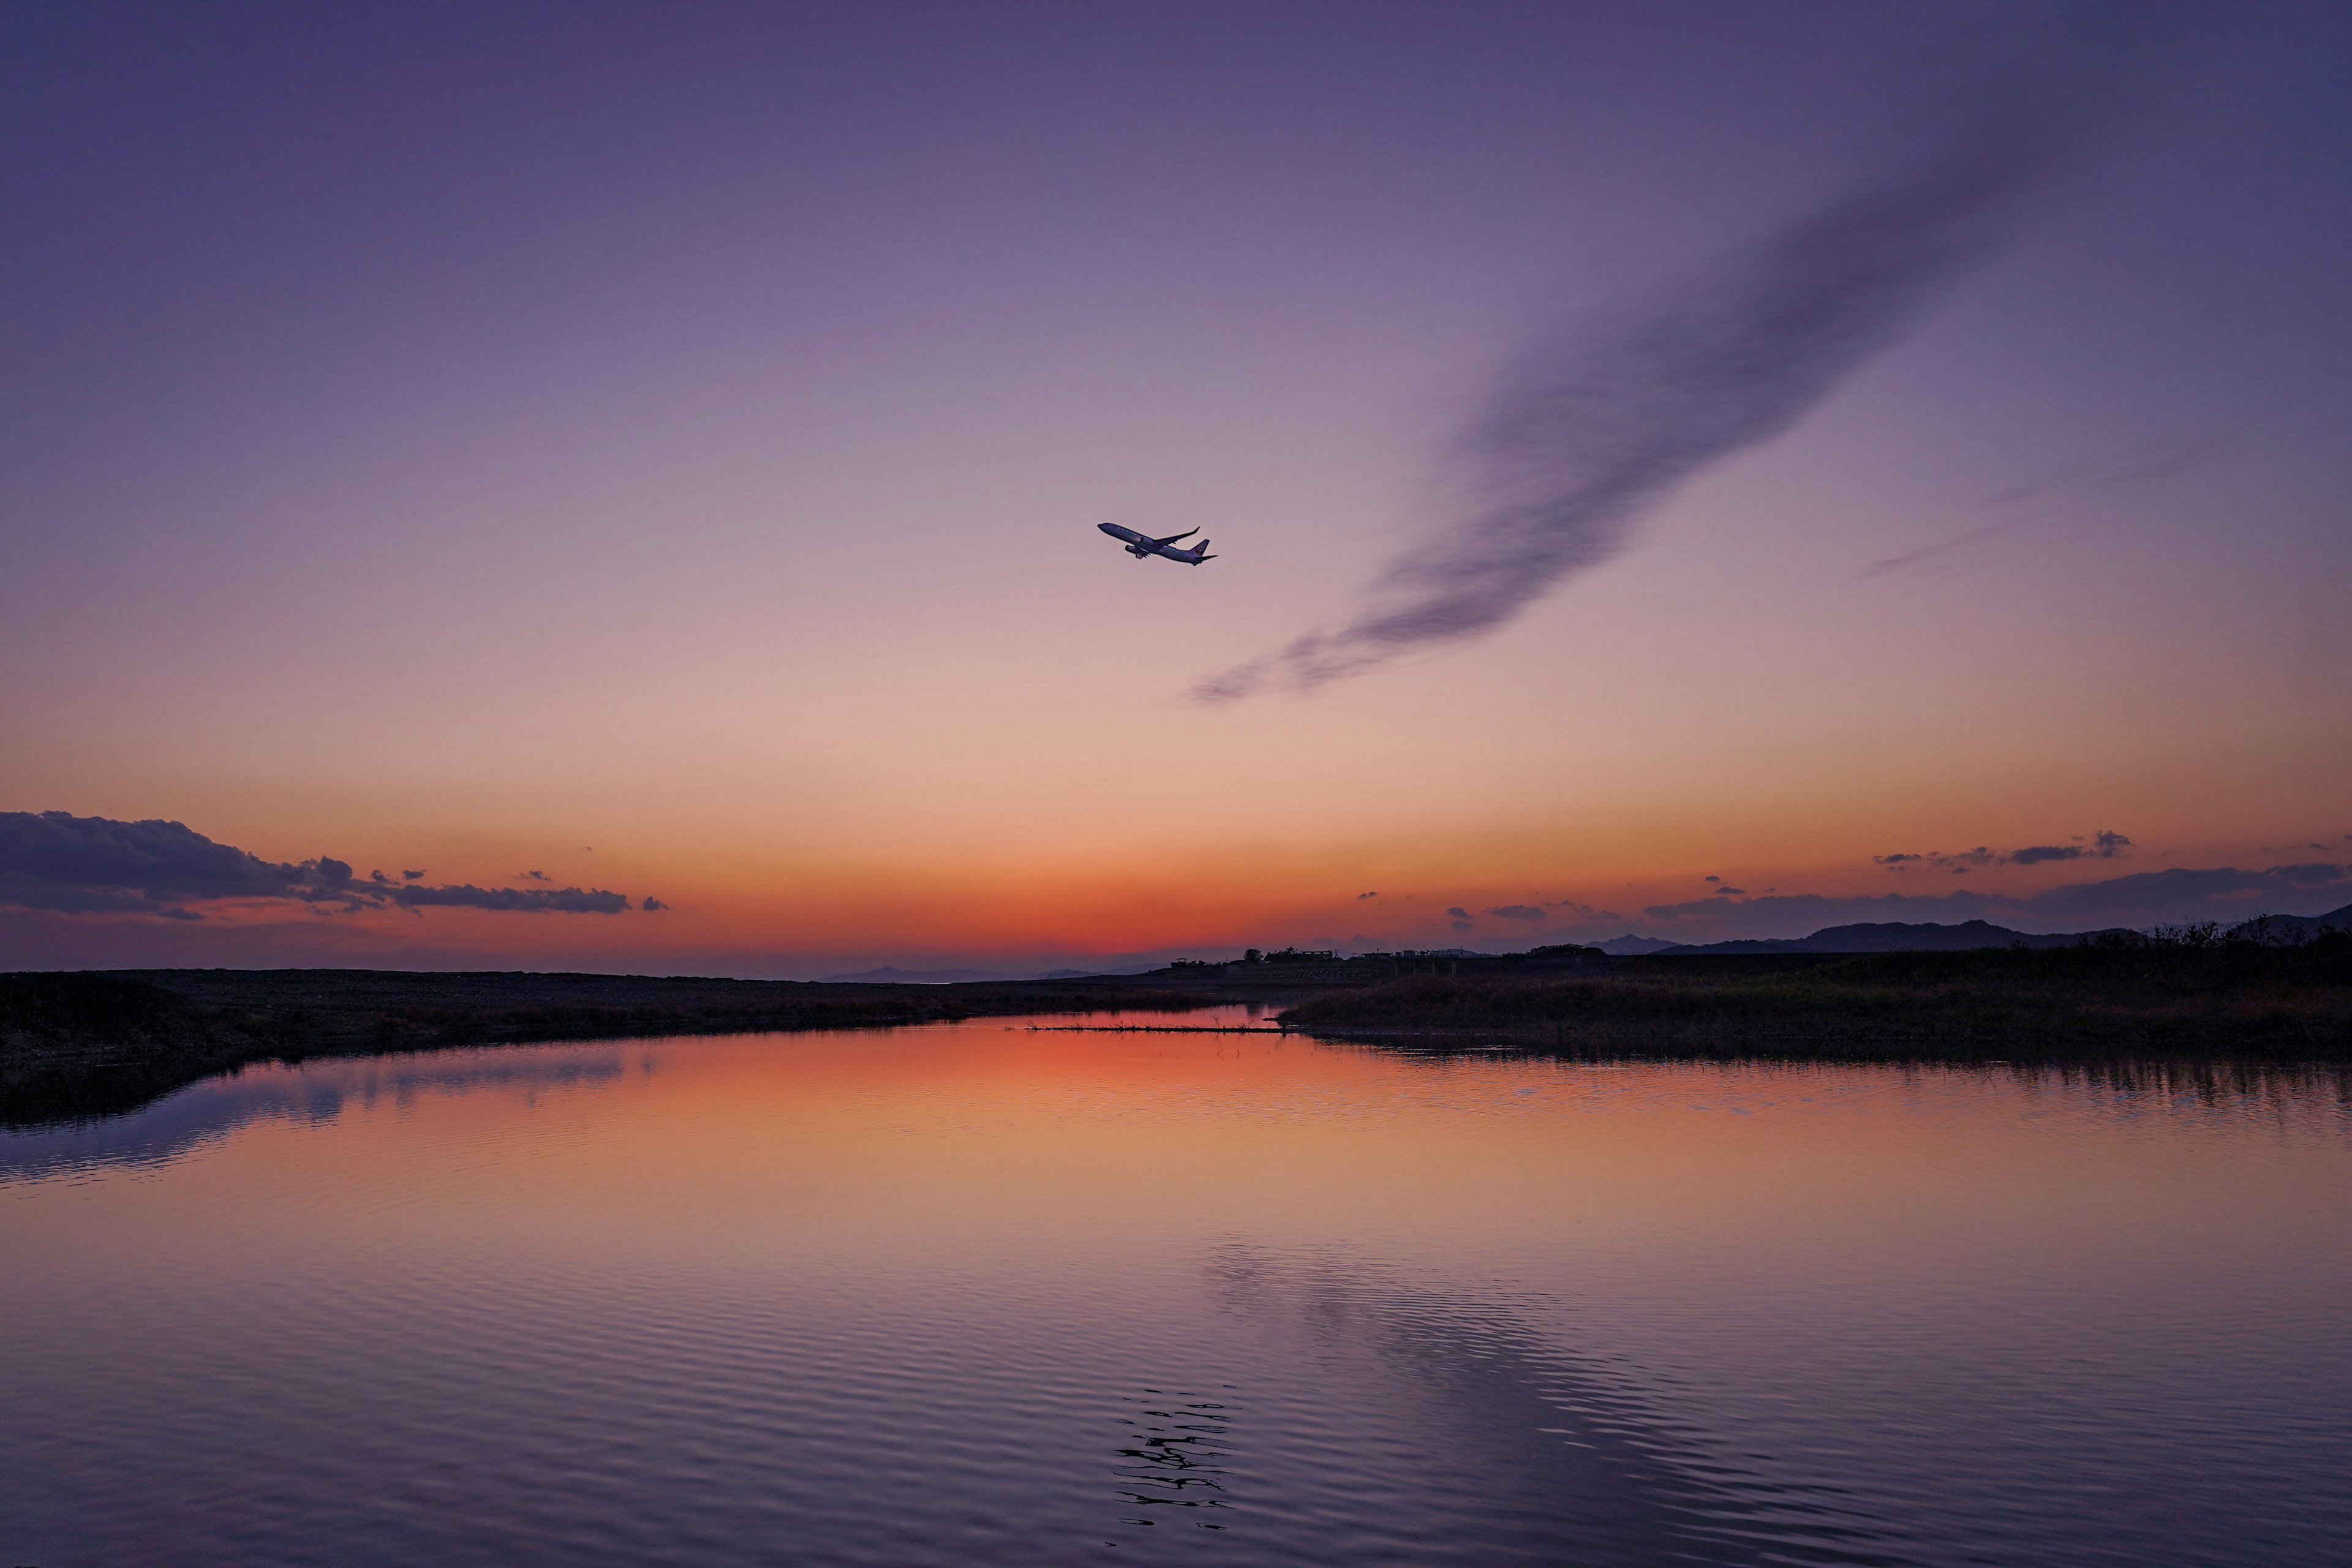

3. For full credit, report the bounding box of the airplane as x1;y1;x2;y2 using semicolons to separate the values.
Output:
1098;522;1216;565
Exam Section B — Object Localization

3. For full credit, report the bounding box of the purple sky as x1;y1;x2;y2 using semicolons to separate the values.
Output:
4;2;2350;974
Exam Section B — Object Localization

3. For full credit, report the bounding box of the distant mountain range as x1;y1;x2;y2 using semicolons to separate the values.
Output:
1643;905;2352;956
2226;903;2352;943
825;907;2352;978
1593;934;1681;955
1651;919;2092;956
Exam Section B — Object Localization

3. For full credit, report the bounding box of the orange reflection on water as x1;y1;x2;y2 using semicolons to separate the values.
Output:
6;1019;2352;1567
18;1016;2336;1300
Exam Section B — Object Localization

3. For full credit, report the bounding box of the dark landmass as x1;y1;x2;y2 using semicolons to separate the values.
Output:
1651;918;2137;955
1157;944;1615;987
1488;907;2352;962
0;968;1223;1127
822;964;1159;982
2230;907;2352;944
1278;932;2352;1060
816;965;1017;983
15;907;2350;1125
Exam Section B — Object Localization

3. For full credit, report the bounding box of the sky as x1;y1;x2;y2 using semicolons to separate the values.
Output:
4;1;2349;977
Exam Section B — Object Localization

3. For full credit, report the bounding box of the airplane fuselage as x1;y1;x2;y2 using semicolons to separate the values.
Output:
1098;522;1216;565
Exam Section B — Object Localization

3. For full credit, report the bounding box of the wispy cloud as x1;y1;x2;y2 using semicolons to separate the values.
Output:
1191;43;2135;703
1858;518;2028;582
1862;435;2234;579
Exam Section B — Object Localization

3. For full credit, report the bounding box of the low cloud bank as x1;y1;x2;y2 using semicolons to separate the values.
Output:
0;812;657;921
1610;862;2350;946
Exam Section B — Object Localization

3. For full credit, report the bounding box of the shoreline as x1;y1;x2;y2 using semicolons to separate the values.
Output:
10;944;2350;1128
1275;943;2352;1062
0;968;1271;1128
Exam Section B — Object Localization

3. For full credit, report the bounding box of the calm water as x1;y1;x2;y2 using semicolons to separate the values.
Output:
4;1011;2349;1567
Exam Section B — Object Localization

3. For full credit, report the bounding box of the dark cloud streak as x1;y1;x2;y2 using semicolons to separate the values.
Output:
1192;37;2141;703
390;884;634;914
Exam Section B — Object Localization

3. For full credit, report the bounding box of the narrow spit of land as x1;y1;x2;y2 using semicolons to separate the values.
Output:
1278;940;2352;1061
0;968;1264;1126
1027;1023;1290;1034
12;940;2351;1127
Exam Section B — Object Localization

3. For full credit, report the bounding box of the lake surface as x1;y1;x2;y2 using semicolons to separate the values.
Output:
4;1011;2349;1567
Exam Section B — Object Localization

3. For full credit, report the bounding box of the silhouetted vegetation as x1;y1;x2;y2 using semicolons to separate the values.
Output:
1279;930;2352;1060
1;968;1214;1126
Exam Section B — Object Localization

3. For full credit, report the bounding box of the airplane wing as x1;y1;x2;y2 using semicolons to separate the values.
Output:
1151;527;1200;546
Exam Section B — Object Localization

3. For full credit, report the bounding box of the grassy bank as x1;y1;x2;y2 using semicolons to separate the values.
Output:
0;969;1212;1126
1278;937;2352;1060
